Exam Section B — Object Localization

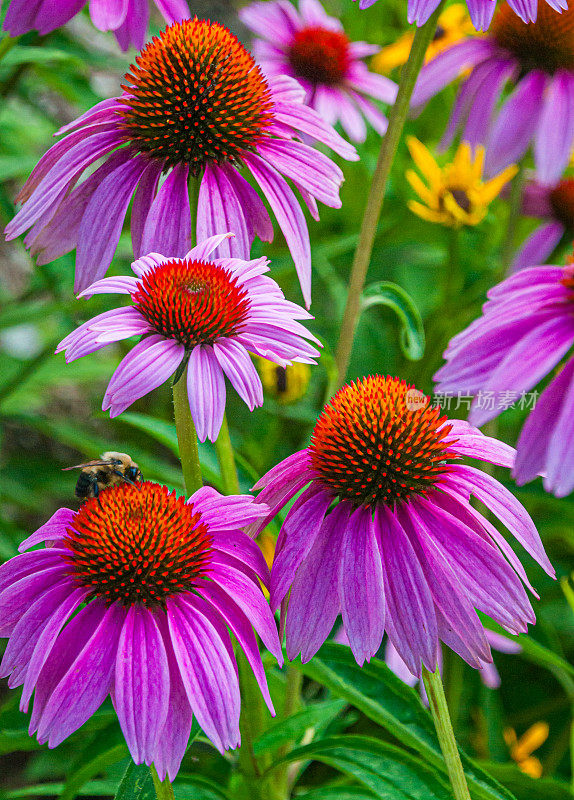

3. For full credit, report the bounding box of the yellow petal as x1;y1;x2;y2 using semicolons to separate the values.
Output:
472;145;486;180
372;36;413;73
514;722;549;761
481;164;518;204
408;200;448;225
518;757;543;779
407;136;442;183
406;169;436;205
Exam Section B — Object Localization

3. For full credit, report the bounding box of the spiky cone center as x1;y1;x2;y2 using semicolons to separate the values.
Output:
288;26;351;85
560;246;574;290
119;18;274;174
550;178;574;229
132;257;251;348
492;2;574;74
309;376;458;508
64;482;212;607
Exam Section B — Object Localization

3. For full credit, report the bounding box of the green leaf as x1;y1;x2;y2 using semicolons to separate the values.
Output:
273;735;451;800
59;726;127;800
253;699;347;755
360;281;425;361
174;776;232;800
6;781;118;798
297;643;516;800
482;764;573;800
2;47;83;67
113;762;155;800
298;787;378;800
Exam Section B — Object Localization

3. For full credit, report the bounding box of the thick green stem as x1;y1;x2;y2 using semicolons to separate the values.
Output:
0;35;17;63
172;365;203;495
333;3;445;388
422;667;471;800
151;765;175;800
214;412;240;495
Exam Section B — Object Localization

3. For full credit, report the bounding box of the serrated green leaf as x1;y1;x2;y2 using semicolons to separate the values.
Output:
272;734;451;800
253;699;347;755
297;643;516;800
361;281;425;360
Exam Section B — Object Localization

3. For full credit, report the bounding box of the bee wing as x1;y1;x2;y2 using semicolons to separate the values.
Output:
62;459;116;471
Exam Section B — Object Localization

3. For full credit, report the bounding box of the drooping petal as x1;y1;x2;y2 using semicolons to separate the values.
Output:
140;164;192;259
339;505;385;666
534;70;574;184
186;345;226;443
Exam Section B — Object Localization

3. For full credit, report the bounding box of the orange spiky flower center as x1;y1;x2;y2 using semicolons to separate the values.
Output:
64;482;212;607
132;257;251;349
288;26;351;85
549;178;574;229
309;375;457;508
119;18;274;174
492;2;574;74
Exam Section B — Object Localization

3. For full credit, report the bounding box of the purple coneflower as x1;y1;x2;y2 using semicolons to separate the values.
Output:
250;375;553;674
56;233;320;442
354;0;566;30
509;177;574;272
3;0;190;51
5;18;356;306
239;0;397;142
435;257;574;498
412;3;574;184
0;481;281;778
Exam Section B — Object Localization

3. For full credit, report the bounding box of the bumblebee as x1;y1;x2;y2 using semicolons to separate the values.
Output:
63;451;142;500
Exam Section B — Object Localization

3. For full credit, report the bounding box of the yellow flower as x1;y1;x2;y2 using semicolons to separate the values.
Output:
256;357;310;404
372;4;475;74
504;722;549;779
406;137;518;228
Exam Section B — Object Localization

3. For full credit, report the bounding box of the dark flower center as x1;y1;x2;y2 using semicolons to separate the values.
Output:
450;188;472;213
550;178;574;229
119;18;274;175
288;26;350;85
309;375;457;508
492;2;574;74
65;482;212;607
132;257;251;349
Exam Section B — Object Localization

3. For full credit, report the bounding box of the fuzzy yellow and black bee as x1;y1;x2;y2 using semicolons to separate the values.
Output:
63;451;143;500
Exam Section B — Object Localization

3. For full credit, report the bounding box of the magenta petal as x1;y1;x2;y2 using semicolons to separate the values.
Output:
197;581;276;712
131;159;163;258
114;605;170;766
286;502;349;663
141;164;191;259
446;464;554;576
339;505;385;666
186;345;226;443
75;154;148;292
197;163;250;260
89;0;129;31
153;613;193;782
270;484;333;609
212;338;263;411
485;71;546;177
167;595;240;752
510;221;564;274
19;507;75;552
35;601;125;747
376;506;438;676
544;356;574;497
535;71;574;184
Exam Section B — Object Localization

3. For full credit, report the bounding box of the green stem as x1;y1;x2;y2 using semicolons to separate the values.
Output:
500;162;526;276
172;365;203;495
151;765;175;800
333;3;445;388
214;412;240;495
422;666;471;800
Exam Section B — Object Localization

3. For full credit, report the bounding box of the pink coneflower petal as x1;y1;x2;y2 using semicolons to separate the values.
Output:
115;606;170;766
167;595;240;752
376;506;438;676
411;39;494;108
515;357;574;486
510;221;564;273
140;164;191;260
256;375;552;673
35;602;126;748
340;505;385;666
485;70;546;177
286;502;348;663
187;345;226;444
535;71;574;184
90;0;129;30
7;20;355;304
